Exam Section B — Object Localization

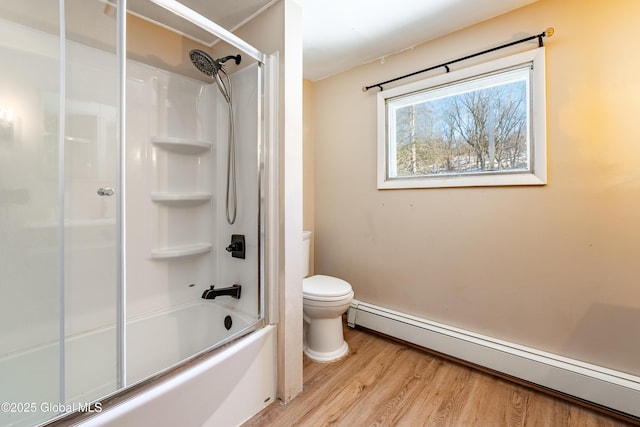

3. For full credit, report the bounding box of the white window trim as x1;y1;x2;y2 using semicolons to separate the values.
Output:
377;47;546;190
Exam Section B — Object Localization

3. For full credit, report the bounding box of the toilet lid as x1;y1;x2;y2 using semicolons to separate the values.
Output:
303;275;352;298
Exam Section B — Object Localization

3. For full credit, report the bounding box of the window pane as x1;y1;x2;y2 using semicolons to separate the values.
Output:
388;66;530;179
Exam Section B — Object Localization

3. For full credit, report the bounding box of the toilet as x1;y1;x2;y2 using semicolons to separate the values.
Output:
302;231;354;362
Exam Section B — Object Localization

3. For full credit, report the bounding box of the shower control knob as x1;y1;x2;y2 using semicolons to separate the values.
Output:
97;187;115;197
226;234;246;259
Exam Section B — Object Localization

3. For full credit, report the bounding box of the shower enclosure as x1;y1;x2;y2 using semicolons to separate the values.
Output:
0;1;269;425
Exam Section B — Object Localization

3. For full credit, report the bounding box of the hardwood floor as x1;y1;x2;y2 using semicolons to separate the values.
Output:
244;323;637;427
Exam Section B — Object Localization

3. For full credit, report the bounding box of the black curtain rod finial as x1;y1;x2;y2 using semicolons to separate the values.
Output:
362;84;384;92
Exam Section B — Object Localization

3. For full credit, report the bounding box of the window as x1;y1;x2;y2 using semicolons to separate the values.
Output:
377;48;546;189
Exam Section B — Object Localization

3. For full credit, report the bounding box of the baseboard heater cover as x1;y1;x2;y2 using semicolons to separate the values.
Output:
347;299;640;418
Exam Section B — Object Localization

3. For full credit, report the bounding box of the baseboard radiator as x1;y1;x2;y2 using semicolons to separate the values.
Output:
347;299;640;419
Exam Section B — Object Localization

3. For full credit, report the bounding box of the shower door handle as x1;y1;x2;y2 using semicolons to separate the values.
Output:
97;187;115;197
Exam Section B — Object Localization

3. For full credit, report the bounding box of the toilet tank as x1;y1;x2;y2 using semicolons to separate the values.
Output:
302;231;311;278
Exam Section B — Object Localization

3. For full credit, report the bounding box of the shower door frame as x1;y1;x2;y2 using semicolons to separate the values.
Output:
116;0;127;391
0;1;274;425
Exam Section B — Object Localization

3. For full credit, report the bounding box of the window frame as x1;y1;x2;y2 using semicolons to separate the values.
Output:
377;47;546;190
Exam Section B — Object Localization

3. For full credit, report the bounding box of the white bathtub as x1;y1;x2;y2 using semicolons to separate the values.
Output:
126;301;263;386
75;324;276;427
0;303;276;427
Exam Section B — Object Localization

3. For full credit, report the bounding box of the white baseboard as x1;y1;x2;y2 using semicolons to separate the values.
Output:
347;299;640;418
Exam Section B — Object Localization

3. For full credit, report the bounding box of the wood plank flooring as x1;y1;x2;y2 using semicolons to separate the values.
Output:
244;323;637;427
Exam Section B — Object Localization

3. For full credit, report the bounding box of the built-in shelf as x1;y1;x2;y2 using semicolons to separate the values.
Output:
150;192;212;206
150;243;212;260
151;136;212;155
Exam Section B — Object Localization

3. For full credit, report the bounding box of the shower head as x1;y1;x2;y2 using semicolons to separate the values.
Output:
189;49;219;77
189;50;241;77
188;49;241;225
189;49;241;104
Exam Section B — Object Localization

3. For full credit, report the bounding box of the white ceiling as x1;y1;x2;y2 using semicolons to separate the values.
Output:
298;0;539;81
135;0;539;81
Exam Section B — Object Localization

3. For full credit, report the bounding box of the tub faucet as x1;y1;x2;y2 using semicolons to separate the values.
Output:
201;284;241;300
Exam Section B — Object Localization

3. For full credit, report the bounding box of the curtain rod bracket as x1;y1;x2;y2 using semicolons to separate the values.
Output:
363;28;553;92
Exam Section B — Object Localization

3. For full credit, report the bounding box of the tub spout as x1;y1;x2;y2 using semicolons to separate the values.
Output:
202;284;241;300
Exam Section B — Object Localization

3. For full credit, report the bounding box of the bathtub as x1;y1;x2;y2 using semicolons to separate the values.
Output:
0;302;276;427
125;301;266;386
75;324;276;427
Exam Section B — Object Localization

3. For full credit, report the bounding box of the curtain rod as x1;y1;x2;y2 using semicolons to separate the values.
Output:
362;27;554;92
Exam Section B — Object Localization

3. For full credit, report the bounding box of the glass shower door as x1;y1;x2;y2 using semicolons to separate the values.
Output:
0;1;120;425
63;0;120;406
0;3;65;426
1;0;266;423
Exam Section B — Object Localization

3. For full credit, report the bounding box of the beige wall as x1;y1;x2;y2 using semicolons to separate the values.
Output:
303;79;315;275
309;0;640;377
126;13;212;81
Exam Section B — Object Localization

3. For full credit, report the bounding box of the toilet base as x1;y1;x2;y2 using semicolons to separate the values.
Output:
303;315;350;362
304;340;349;362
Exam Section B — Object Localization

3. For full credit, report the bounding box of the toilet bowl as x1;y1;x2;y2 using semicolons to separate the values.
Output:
302;232;354;362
